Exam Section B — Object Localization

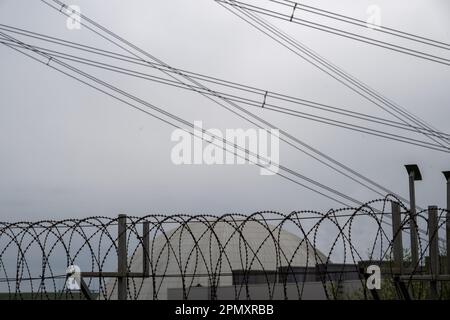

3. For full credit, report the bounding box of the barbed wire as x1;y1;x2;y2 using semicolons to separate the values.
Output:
0;197;449;300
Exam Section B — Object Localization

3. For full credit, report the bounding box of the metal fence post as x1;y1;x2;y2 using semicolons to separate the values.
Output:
143;221;150;277
443;171;450;274
118;214;127;300
428;206;439;299
405;165;422;268
391;201;403;274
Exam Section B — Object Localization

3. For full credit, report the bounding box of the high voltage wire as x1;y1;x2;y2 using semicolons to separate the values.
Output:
0;34;448;153
219;1;450;148
35;0;450;251
0;0;444;251
35;0;433;208
4;29;427;219
1;38;448;153
1;24;448;142
47;0;444;143
268;0;450;50
216;1;450;150
33;0;401;207
0;31;358;208
3;0;437;211
217;2;450;149
217;0;450;66
0;0;435;236
13;0;437;213
0;3;443;243
0;25;448;146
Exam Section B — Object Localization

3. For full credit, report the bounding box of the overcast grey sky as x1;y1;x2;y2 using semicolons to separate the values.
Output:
0;0;449;221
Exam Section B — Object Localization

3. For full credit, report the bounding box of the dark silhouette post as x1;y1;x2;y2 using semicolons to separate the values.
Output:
391;201;403;274
143;221;150;277
118;214;127;300
443;171;450;274
405;164;422;268
428;206;439;299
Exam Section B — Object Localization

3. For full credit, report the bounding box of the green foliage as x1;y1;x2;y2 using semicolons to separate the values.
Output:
349;248;450;300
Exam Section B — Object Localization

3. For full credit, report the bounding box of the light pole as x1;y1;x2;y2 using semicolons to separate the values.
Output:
405;164;422;268
443;171;450;274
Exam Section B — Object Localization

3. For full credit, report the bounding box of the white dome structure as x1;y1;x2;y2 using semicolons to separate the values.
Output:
105;220;326;300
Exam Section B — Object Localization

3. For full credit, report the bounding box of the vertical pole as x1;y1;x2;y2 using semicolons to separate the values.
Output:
391;202;403;274
444;172;450;275
143;221;150;277
80;278;93;300
408;172;419;268
118;214;127;300
393;276;411;300
428;206;439;299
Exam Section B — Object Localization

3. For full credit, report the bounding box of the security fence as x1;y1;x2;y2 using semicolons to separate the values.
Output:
0;195;449;300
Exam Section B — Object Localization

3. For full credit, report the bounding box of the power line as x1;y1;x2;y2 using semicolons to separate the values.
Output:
1;37;448;152
36;0;431;208
33;0;448;215
1;24;448;141
216;2;450;150
269;0;450;50
33;0;447;220
5;1;436;235
217;0;450;66
0;32;360;208
2;4;442;243
218;2;449;144
1;0;444;250
9;27;436;247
